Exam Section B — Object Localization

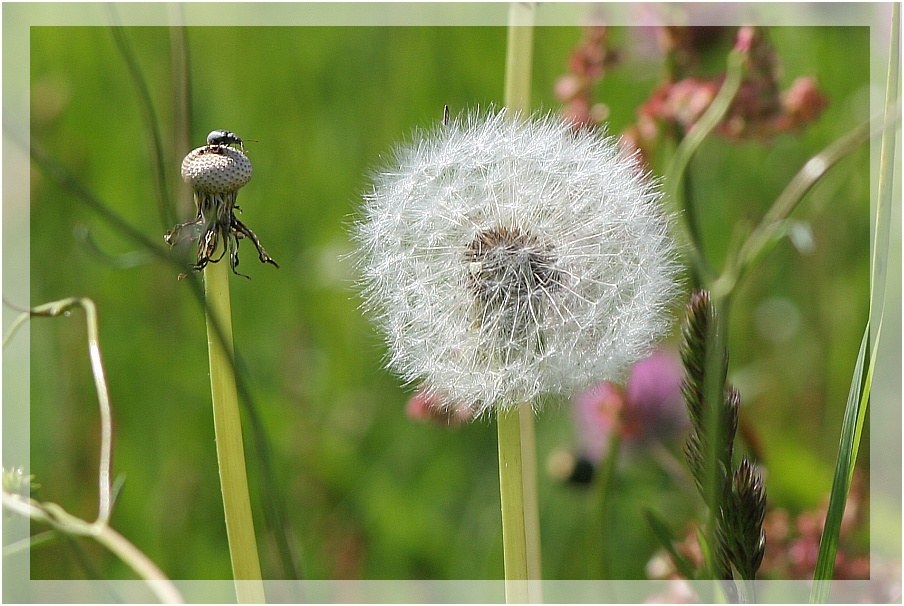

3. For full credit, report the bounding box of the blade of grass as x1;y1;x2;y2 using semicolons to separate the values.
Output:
643;509;698;580
867;1;900;323
107;22;175;229
808;326;869;603
809;6;898;601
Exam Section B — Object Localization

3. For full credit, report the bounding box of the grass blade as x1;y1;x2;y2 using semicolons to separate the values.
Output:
643;509;697;580
809;325;869;602
810;5;899;601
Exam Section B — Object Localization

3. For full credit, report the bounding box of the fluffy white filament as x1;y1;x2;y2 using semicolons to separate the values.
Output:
355;110;681;415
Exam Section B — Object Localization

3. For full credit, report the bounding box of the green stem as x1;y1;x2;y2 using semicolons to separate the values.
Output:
681;167;705;291
592;433;621;578
703;292;731;579
810;6;899;600
504;2;534;114
518;406;542;584
204;255;265;603
497;407;529;602
501;3;542;601
665;47;745;283
719;117;875;296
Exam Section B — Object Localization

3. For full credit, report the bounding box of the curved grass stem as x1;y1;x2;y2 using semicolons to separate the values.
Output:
665;47;745;283
4;298;113;525
2;493;184;604
2;297;183;603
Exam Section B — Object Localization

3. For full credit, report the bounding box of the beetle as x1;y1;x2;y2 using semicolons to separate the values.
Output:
206;129;246;152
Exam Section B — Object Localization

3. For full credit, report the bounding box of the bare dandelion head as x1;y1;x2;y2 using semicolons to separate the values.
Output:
355;109;681;416
165;136;277;278
181;145;253;193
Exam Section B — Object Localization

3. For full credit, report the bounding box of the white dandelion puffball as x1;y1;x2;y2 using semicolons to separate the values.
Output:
355;110;681;415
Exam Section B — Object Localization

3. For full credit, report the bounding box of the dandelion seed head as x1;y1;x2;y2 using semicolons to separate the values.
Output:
355;109;681;415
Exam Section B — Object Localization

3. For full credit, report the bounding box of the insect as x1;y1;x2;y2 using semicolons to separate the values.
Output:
206;129;250;152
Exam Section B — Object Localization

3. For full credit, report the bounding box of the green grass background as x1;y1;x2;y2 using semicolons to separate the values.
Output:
26;24;871;581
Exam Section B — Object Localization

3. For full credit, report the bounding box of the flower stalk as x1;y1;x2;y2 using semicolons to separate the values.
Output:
203;248;265;602
500;3;542;602
167;138;277;602
496;407;529;601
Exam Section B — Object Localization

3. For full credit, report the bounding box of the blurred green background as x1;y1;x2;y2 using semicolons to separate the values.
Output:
24;23;873;582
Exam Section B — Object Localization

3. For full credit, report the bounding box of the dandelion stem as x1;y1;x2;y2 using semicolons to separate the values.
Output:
203;252;265;603
519;405;542;584
501;2;543;601
503;2;535;114
497;407;529;602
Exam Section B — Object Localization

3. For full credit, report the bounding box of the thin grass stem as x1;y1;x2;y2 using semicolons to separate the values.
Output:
665;47;745;283
2;298;183;603
4;298;113;525
702;293;731;579
719;118;874;296
107;23;175;229
592;432;621;578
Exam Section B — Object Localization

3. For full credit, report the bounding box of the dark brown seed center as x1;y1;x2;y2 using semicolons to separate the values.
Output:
465;226;562;336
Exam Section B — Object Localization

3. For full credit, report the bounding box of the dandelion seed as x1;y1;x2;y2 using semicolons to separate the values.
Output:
355;109;681;415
